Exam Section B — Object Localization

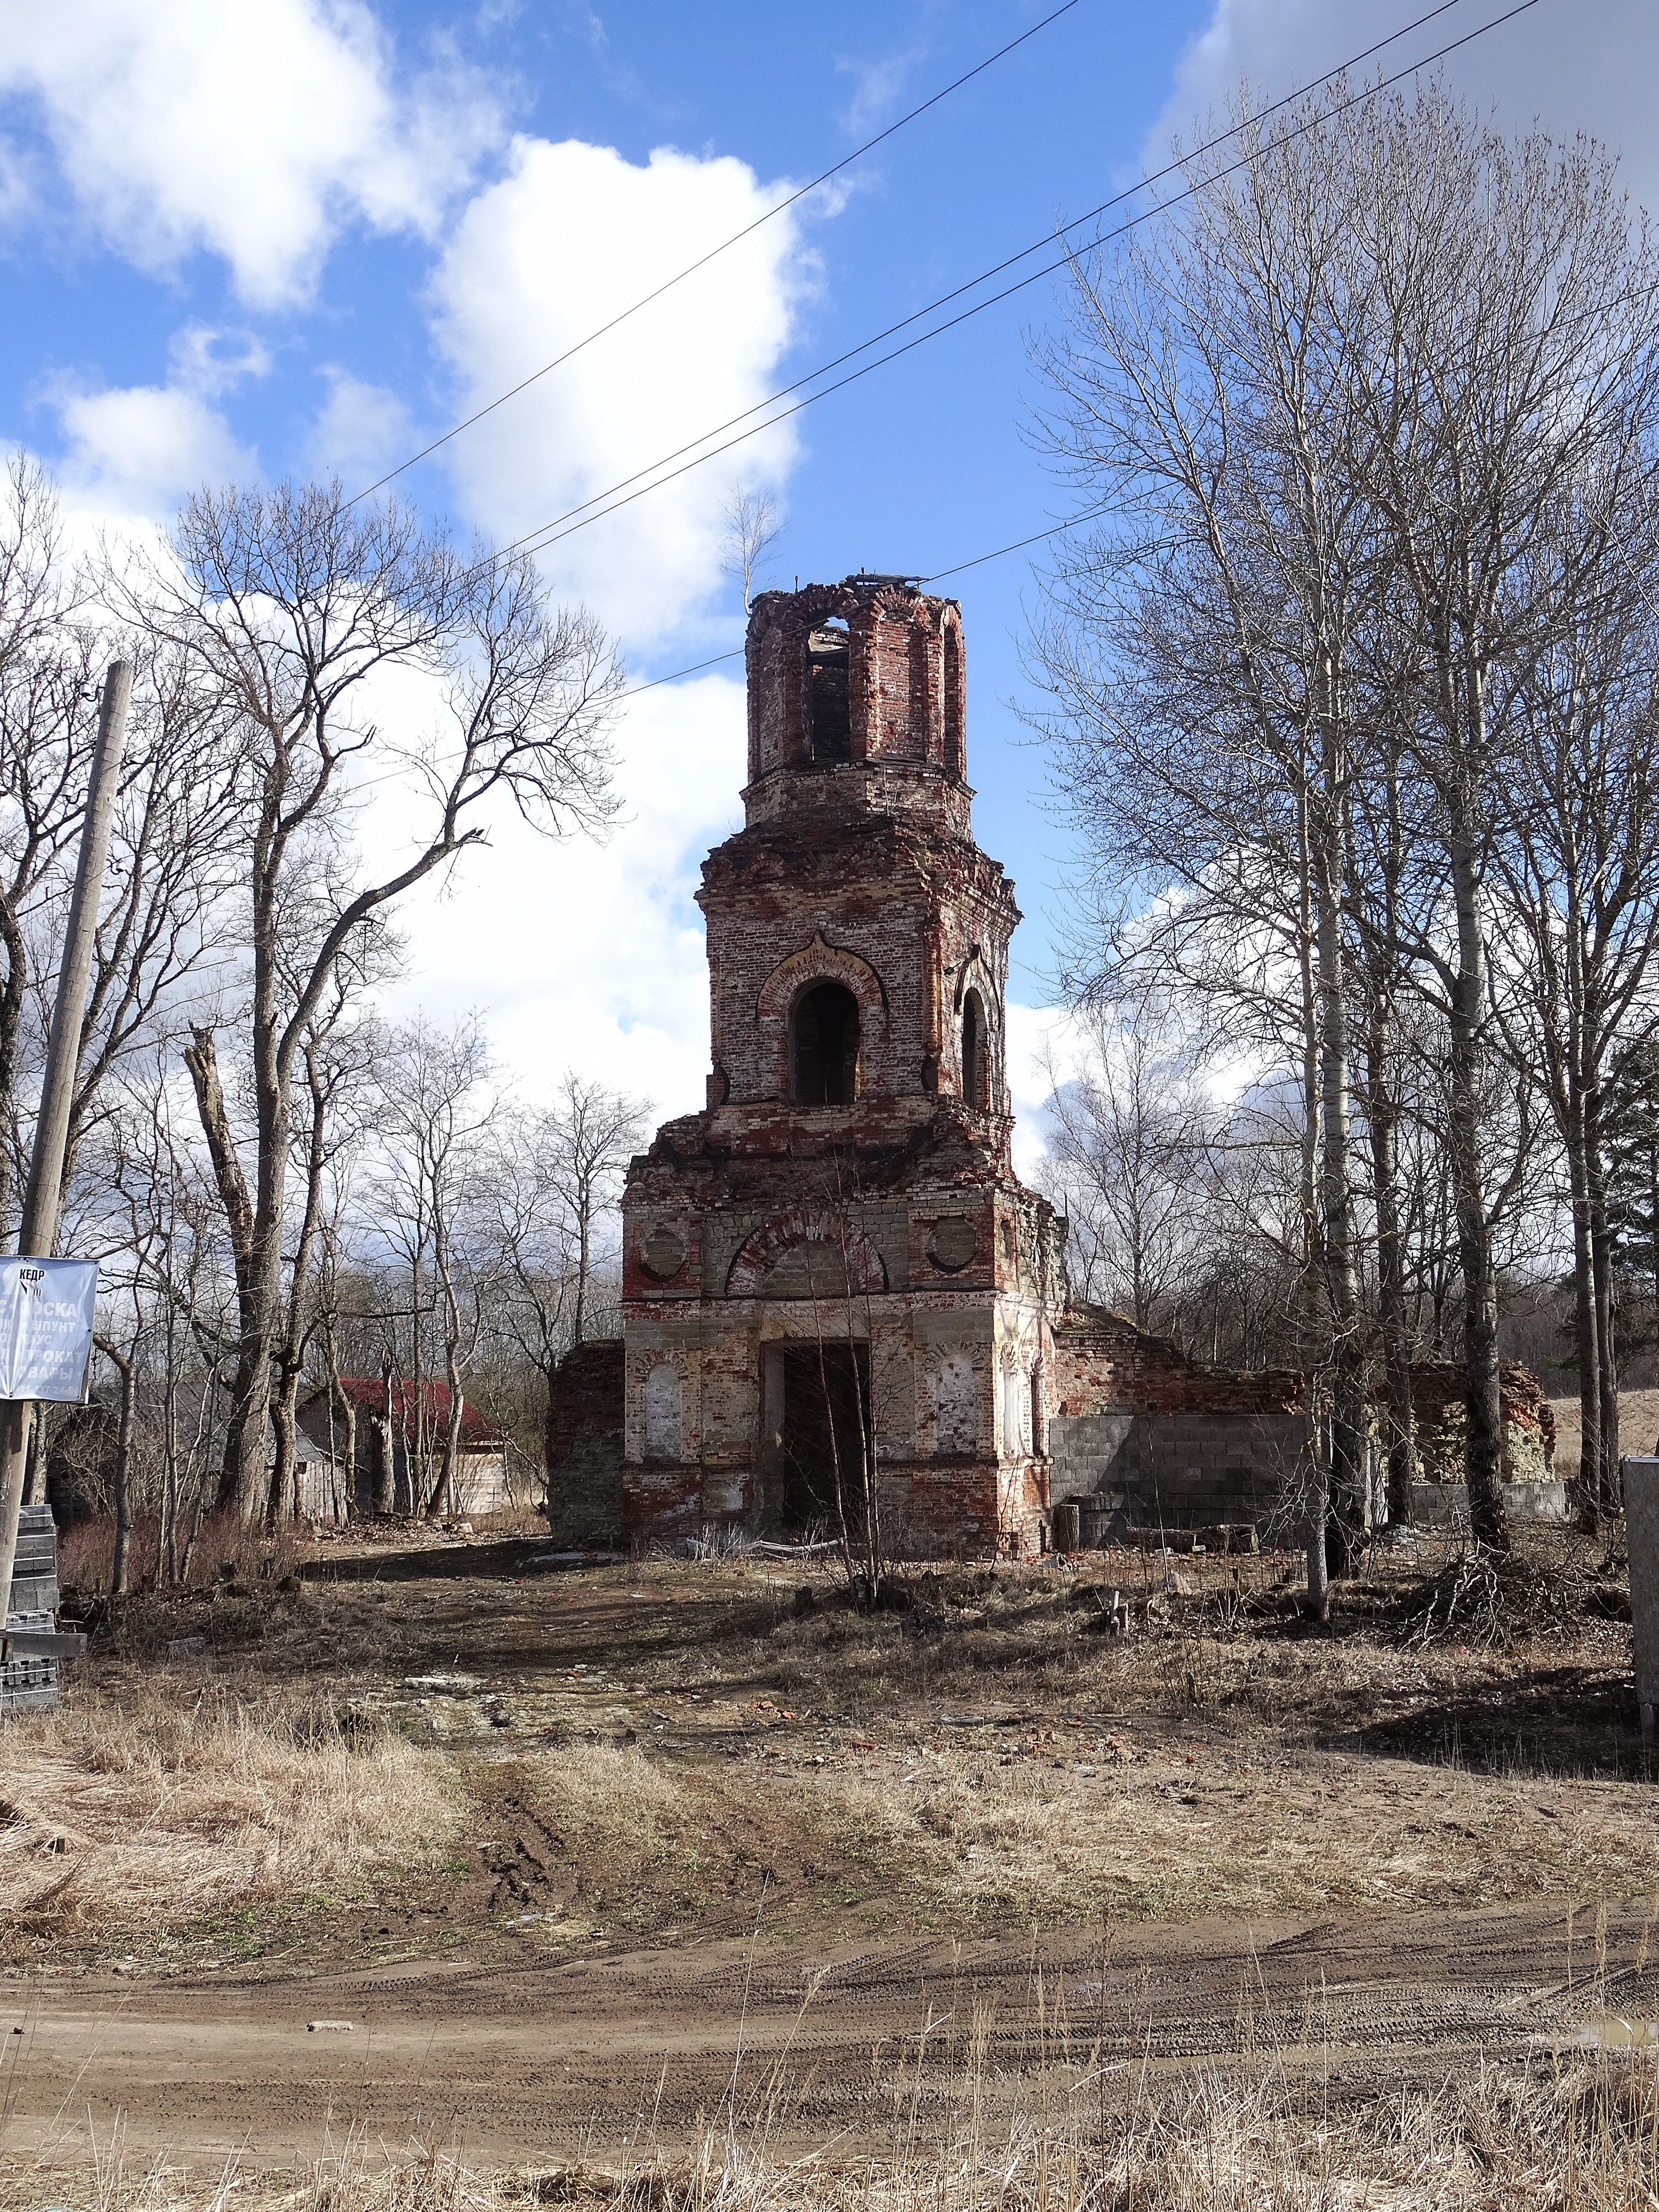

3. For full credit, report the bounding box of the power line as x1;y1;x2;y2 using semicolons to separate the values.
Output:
470;0;1538;580
355;505;1116;743
347;0;1088;505
923;502;1117;584
604;505;1183;701
341;0;1550;746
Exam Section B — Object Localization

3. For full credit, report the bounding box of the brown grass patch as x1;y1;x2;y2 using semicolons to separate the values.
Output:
8;2053;1659;2208
1550;1388;1659;1479
0;1679;459;1929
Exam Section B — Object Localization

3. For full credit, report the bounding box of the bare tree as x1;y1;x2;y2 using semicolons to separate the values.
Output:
125;481;622;1519
369;1013;498;1517
1335;93;1659;1545
266;966;378;1522
1029;92;1388;1599
720;485;784;612
535;1075;649;1350
1486;501;1659;1525
1031;79;1659;1561
0;459;104;1242
1038;1011;1208;1331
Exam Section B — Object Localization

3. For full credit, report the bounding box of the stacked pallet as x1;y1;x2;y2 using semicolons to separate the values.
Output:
2;1502;84;1715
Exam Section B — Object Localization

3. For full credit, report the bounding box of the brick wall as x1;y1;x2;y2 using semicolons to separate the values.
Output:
1052;1304;1303;1418
1398;1359;1557;1484
544;1338;626;1547
745;580;967;782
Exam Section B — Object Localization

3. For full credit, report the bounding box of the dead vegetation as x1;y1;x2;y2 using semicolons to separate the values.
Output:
9;2051;1659;2209
0;1678;459;1931
0;1518;1650;1970
2;1525;1659;2198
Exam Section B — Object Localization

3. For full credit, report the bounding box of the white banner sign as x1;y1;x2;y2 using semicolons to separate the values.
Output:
0;1257;98;1401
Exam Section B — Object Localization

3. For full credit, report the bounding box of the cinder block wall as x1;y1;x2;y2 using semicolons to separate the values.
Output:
1049;1409;1308;1539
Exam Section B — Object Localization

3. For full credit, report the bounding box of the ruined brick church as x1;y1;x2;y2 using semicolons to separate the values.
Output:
545;577;1307;1557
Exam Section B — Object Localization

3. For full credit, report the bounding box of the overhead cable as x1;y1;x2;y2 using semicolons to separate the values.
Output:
473;0;1540;580
347;0;1088;504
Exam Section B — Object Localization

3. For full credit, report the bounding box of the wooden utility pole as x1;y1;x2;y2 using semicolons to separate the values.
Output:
0;660;132;1650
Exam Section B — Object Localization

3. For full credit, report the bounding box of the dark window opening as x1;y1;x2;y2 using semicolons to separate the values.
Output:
791;980;860;1104
781;1342;872;1534
962;989;990;1110
806;621;851;761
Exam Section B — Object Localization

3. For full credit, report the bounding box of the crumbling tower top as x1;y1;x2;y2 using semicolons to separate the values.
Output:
742;576;967;831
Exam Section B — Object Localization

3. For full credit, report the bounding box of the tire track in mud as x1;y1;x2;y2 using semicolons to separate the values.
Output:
2;1897;1642;2167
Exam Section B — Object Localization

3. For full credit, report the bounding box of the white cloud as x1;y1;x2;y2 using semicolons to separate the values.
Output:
1005;999;1085;1185
1146;0;1659;219
308;369;416;484
52;381;256;527
0;0;503;307
836;41;927;141
167;324;273;402
42;318;268;527
426;135;811;645
357;669;748;1127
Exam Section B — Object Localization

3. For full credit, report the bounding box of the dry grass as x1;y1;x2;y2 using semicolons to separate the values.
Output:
0;1679;460;1927
8;2053;1659;2209
1549;1388;1659;1480
6;1531;1650;1959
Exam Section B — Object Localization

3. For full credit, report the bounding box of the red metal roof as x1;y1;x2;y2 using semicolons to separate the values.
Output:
312;1377;505;1448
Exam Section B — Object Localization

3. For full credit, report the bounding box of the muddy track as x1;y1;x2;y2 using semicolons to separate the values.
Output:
0;1899;1642;2171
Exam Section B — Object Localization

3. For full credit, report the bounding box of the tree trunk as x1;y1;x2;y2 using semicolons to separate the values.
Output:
1587;1081;1620;1513
374;1353;396;1514
0;889;29;1250
22;1409;46;1507
101;1340;135;1597
1306;1413;1331;1622
268;1384;298;1523
1368;1041;1416;1527
1567;1085;1603;1530
1447;821;1507;1549
183;1027;271;1519
1314;788;1365;1576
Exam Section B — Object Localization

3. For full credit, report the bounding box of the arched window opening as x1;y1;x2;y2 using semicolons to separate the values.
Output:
791;981;860;1104
942;621;963;777
894;621;928;759
806;620;850;762
1029;1366;1046;1457
961;989;990;1110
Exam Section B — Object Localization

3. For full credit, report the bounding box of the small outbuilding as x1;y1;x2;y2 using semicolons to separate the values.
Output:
296;1378;508;1521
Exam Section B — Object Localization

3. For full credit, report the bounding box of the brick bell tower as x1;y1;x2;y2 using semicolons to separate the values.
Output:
619;575;1067;1557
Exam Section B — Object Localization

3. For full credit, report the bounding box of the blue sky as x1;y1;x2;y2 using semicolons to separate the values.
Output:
0;0;1650;1152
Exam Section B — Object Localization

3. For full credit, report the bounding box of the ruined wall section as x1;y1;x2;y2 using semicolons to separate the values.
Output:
1393;1359;1557;1486
542;1338;625;1547
745;581;967;787
1048;1305;1308;1542
1052;1305;1302;1418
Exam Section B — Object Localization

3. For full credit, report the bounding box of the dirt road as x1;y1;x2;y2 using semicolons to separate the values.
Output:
3;1900;1651;2173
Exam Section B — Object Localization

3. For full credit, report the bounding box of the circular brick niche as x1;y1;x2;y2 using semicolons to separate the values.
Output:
927;1218;978;1272
641;1225;687;1280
